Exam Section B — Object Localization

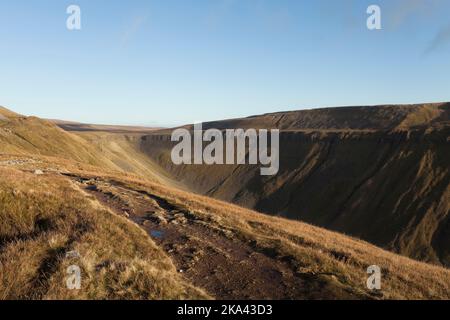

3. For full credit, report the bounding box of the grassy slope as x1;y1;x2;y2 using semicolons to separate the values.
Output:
138;176;450;300
140;103;450;267
0;114;112;166
0;108;164;183
72;131;183;189
1;106;449;299
201;102;449;131
0;154;449;299
0;108;205;299
0;164;207;299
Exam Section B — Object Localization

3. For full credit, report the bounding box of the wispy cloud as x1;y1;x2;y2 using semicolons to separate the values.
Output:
423;24;450;56
388;0;443;27
204;0;237;29
383;0;449;56
121;15;148;46
204;0;292;32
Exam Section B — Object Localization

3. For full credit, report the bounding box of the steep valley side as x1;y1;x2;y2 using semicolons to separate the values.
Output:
140;127;450;268
1;104;449;299
4;104;448;268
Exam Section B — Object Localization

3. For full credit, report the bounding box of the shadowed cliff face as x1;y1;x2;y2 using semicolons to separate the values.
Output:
139;103;450;267
2;104;449;299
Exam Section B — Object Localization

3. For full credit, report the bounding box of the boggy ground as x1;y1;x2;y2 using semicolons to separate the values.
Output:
70;174;364;299
1;154;450;299
55;165;449;300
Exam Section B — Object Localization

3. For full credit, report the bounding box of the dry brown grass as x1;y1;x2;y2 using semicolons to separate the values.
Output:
72;131;181;186
0;113;165;184
0;165;208;300
396;103;449;129
1;153;449;299
2;105;449;300
112;174;450;300
141;109;449;268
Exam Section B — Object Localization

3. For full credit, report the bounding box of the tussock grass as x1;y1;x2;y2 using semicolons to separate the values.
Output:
0;167;208;300
1;154;449;299
0;113;162;183
8;153;446;299
116;175;450;300
0;102;449;299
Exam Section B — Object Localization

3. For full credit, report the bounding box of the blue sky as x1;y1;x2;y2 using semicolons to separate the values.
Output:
0;0;449;126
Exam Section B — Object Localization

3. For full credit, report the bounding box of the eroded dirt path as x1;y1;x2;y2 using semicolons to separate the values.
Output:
66;174;362;299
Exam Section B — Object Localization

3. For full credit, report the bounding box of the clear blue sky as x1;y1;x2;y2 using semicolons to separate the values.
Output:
1;0;449;126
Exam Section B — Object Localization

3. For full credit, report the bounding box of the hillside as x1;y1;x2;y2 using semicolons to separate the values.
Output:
0;158;208;299
0;108;166;183
154;102;449;133
140;103;450;267
0;154;449;299
1;104;449;299
51;119;160;133
69;131;182;189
